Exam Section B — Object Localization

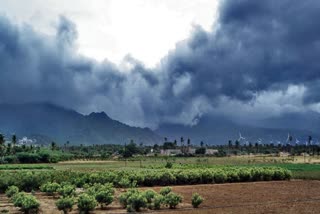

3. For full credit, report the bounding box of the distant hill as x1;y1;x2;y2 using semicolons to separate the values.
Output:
0;103;161;145
156;114;319;145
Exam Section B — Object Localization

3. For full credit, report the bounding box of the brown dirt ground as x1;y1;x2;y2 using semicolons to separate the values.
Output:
1;180;320;214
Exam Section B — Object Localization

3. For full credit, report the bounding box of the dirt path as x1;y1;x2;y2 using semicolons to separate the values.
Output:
1;180;319;213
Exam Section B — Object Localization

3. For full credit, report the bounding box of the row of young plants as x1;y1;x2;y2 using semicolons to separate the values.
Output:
0;167;291;192
5;186;40;214
6;182;204;213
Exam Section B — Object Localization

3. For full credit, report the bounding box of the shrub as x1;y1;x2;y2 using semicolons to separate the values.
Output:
13;192;40;213
163;192;182;209
118;177;137;188
85;183;114;196
143;189;156;203
57;185;76;197
191;193;204;208
159;187;172;196
77;193;97;213
153;194;164;210
55;197;75;214
165;162;173;169
12;192;27;207
126;191;147;212
40;182;60;196
95;190;114;208
119;189;140;208
5;186;19;198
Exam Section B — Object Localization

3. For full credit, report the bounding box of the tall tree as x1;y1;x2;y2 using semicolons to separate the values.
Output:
51;141;56;151
0;134;4;145
12;134;17;154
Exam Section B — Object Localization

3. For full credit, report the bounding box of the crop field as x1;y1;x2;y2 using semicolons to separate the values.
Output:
0;156;320;213
1;181;320;213
8;155;318;180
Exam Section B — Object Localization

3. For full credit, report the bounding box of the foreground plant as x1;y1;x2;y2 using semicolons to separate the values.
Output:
95;190;114;208
119;189;148;212
159;187;172;196
55;197;75;214
57;185;76;198
5;186;19;198
77;193;97;213
12;192;40;214
164;192;183;209
191;193;204;208
40;182;61;196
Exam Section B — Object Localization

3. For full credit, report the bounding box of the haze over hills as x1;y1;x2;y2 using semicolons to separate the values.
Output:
0;103;161;145
0;103;319;146
156;114;320;145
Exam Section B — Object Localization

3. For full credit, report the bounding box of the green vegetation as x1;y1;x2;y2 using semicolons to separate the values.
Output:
119;188;169;212
0;166;291;192
12;192;40;214
5;186;19;198
84;183;114;208
57;184;76;198
0;164;53;170
77;193;97;213
163;192;183;209
40;182;60;196
55;197;75;214
191;193;204;208
159;187;172;196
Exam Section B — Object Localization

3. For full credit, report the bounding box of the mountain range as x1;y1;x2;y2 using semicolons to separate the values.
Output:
0;103;319;145
0;103;161;145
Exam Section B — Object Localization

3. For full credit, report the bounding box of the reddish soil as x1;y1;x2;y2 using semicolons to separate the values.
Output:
1;180;320;213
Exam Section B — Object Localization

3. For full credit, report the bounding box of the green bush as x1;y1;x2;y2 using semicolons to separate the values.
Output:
55;197;75;214
191;193;204;208
159;187;172;196
126;191;147;212
85;183;114;196
153;194;164;210
13;192;40;213
163;192;182;209
119;189;140;208
165;162;173;169
143;189;156;203
5;186;19;198
40;182;60;196
12;192;27;207
95;190;114;208
57;185;76;197
77;193;97;213
118;177;137;188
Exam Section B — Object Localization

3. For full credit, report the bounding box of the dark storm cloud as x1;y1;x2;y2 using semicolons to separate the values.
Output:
162;0;320;104
1;0;320;127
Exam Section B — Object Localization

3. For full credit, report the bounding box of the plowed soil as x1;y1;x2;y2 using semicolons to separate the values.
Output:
1;180;320;214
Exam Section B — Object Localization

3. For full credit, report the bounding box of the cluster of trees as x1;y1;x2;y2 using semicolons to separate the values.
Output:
2;131;320;164
223;139;320;156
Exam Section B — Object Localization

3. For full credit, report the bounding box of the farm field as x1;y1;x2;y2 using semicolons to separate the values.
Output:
1;156;320;213
4;155;317;179
1;180;319;213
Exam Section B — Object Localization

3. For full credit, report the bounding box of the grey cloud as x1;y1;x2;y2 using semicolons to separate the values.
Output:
1;0;320;128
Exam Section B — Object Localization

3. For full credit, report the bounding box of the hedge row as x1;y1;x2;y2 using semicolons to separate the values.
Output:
0;167;291;192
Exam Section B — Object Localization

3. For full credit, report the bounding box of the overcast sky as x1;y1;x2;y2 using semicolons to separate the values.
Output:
0;0;218;67
1;0;320;129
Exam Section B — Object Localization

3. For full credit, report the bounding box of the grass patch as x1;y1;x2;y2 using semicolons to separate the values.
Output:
0;164;53;170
